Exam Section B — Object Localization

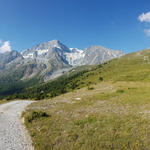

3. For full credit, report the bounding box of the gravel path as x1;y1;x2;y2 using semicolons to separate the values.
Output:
0;100;34;150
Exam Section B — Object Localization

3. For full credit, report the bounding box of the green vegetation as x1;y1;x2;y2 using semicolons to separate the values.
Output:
24;82;150;150
0;77;40;99
87;86;94;90
23;110;49;123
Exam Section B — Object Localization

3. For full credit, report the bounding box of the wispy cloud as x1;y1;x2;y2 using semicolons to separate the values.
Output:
0;41;11;53
144;29;150;37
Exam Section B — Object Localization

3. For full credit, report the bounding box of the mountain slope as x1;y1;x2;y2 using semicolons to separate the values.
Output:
82;45;124;65
0;50;23;74
7;47;150;100
65;48;85;66
21;40;72;81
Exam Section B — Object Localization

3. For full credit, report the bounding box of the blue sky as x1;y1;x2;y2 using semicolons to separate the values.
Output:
0;0;150;53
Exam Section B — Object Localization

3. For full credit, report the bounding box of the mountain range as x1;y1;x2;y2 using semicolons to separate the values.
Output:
0;40;124;82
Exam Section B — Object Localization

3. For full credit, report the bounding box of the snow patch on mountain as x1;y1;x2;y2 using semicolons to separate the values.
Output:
23;53;34;59
65;48;85;66
37;49;49;55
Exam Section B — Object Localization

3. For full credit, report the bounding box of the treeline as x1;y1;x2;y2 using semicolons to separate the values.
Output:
0;65;42;99
1;65;104;100
0;77;40;99
8;69;90;100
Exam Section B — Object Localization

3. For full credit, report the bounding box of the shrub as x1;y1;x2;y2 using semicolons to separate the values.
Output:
116;89;124;93
25;110;49;123
99;77;103;81
88;87;94;90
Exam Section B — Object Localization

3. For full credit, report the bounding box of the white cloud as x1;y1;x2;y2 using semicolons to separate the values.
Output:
0;41;11;53
144;29;150;37
138;12;150;37
138;12;150;23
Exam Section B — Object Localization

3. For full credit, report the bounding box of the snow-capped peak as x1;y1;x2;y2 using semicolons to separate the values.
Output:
21;40;124;67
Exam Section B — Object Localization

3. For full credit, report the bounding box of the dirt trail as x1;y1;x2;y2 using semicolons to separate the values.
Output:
0;100;34;150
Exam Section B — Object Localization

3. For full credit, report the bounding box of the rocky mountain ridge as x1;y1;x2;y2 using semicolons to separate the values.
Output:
0;40;124;81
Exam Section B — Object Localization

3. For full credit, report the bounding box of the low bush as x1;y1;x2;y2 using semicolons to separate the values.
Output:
88;87;94;90
116;89;124;93
25;110;49;123
99;77;103;81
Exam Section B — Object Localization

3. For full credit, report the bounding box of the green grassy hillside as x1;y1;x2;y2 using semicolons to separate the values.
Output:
24;82;150;150
100;49;150;81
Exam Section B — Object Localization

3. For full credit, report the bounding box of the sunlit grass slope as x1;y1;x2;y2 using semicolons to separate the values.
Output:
100;49;150;81
24;82;150;150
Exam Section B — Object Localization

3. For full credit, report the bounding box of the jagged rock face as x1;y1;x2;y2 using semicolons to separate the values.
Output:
0;50;23;73
21;40;72;81
65;48;85;66
82;46;124;65
65;46;124;66
0;50;23;64
21;40;70;59
0;40;124;82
